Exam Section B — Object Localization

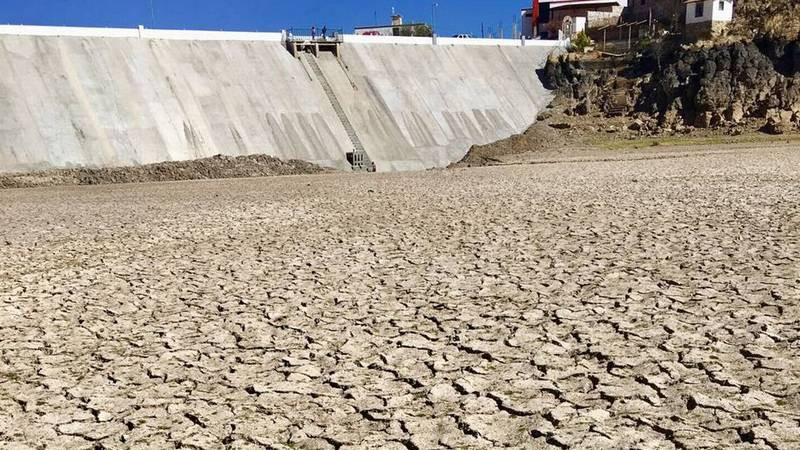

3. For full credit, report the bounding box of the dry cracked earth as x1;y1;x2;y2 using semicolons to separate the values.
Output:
0;145;799;449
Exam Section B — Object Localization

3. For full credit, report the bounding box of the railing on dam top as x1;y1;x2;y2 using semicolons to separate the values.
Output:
286;28;344;42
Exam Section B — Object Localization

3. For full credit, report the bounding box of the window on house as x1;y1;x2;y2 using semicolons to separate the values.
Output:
695;3;705;18
719;1;725;10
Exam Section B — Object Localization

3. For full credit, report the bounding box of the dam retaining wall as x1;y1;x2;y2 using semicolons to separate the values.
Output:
0;26;562;173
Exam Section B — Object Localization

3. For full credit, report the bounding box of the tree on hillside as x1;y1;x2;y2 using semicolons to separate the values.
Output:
400;24;433;37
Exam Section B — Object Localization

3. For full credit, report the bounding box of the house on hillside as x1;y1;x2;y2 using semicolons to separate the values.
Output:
521;0;628;39
684;0;734;41
626;0;684;28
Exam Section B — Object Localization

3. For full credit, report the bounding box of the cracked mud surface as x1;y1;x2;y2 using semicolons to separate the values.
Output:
1;146;799;449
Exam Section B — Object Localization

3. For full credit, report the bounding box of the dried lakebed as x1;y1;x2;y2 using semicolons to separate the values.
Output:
0;146;798;449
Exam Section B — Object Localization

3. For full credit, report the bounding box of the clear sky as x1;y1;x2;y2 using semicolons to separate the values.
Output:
0;0;530;38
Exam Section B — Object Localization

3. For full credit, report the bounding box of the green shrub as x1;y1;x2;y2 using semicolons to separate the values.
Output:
571;31;592;53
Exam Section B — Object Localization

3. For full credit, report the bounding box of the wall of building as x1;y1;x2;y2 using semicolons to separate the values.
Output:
686;0;733;25
547;6;616;37
587;11;623;29
0;26;562;173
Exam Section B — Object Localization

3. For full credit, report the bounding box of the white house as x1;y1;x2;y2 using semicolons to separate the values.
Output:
684;0;734;41
521;0;628;39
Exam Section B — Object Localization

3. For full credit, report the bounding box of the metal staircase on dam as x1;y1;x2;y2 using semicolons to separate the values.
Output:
300;54;376;172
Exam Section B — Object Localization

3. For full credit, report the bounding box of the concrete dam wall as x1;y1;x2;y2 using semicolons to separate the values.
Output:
0;27;561;173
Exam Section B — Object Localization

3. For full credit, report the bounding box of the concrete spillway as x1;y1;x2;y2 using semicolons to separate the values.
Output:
0;27;560;173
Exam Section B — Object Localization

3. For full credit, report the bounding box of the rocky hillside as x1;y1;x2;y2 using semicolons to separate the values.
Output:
731;0;800;41
541;38;800;134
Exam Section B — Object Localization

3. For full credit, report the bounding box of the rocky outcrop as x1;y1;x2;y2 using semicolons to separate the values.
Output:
539;56;638;117
641;40;800;130
540;39;800;133
731;0;800;41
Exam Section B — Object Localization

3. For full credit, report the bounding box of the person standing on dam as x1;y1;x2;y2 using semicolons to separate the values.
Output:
322;25;328;39
311;26;317;40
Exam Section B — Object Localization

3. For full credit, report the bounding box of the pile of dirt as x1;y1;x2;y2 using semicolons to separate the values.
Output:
449;106;635;168
0;154;329;189
449;118;568;168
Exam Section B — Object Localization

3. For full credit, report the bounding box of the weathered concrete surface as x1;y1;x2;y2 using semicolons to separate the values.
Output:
0;35;353;172
0;33;555;173
319;44;552;171
1;145;798;449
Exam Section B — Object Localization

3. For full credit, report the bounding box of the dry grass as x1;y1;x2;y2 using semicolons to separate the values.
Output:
597;132;800;150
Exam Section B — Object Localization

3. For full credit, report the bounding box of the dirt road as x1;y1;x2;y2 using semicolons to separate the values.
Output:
1;145;798;449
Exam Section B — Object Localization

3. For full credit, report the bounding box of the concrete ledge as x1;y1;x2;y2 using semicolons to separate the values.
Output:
436;37;563;47
343;33;568;47
0;25;138;38
0;25;566;48
342;34;433;45
0;25;283;41
140;28;282;41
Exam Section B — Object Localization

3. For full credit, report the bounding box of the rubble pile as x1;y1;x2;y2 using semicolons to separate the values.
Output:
0;154;328;189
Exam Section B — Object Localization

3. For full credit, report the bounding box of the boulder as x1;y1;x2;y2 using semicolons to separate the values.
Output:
537;110;553;121
694;111;714;128
726;102;744;123
575;98;592;116
762;117;789;135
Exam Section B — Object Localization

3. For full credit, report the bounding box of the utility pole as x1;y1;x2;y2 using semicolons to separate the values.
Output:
512;15;517;39
432;2;438;36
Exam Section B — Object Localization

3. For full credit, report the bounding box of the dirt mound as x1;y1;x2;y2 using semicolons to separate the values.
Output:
448;106;616;168
0;154;330;189
449;119;567;168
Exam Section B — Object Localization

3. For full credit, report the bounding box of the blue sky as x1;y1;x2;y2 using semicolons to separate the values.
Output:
0;1;529;38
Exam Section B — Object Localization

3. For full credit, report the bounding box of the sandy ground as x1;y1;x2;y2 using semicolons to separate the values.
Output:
0;145;798;449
